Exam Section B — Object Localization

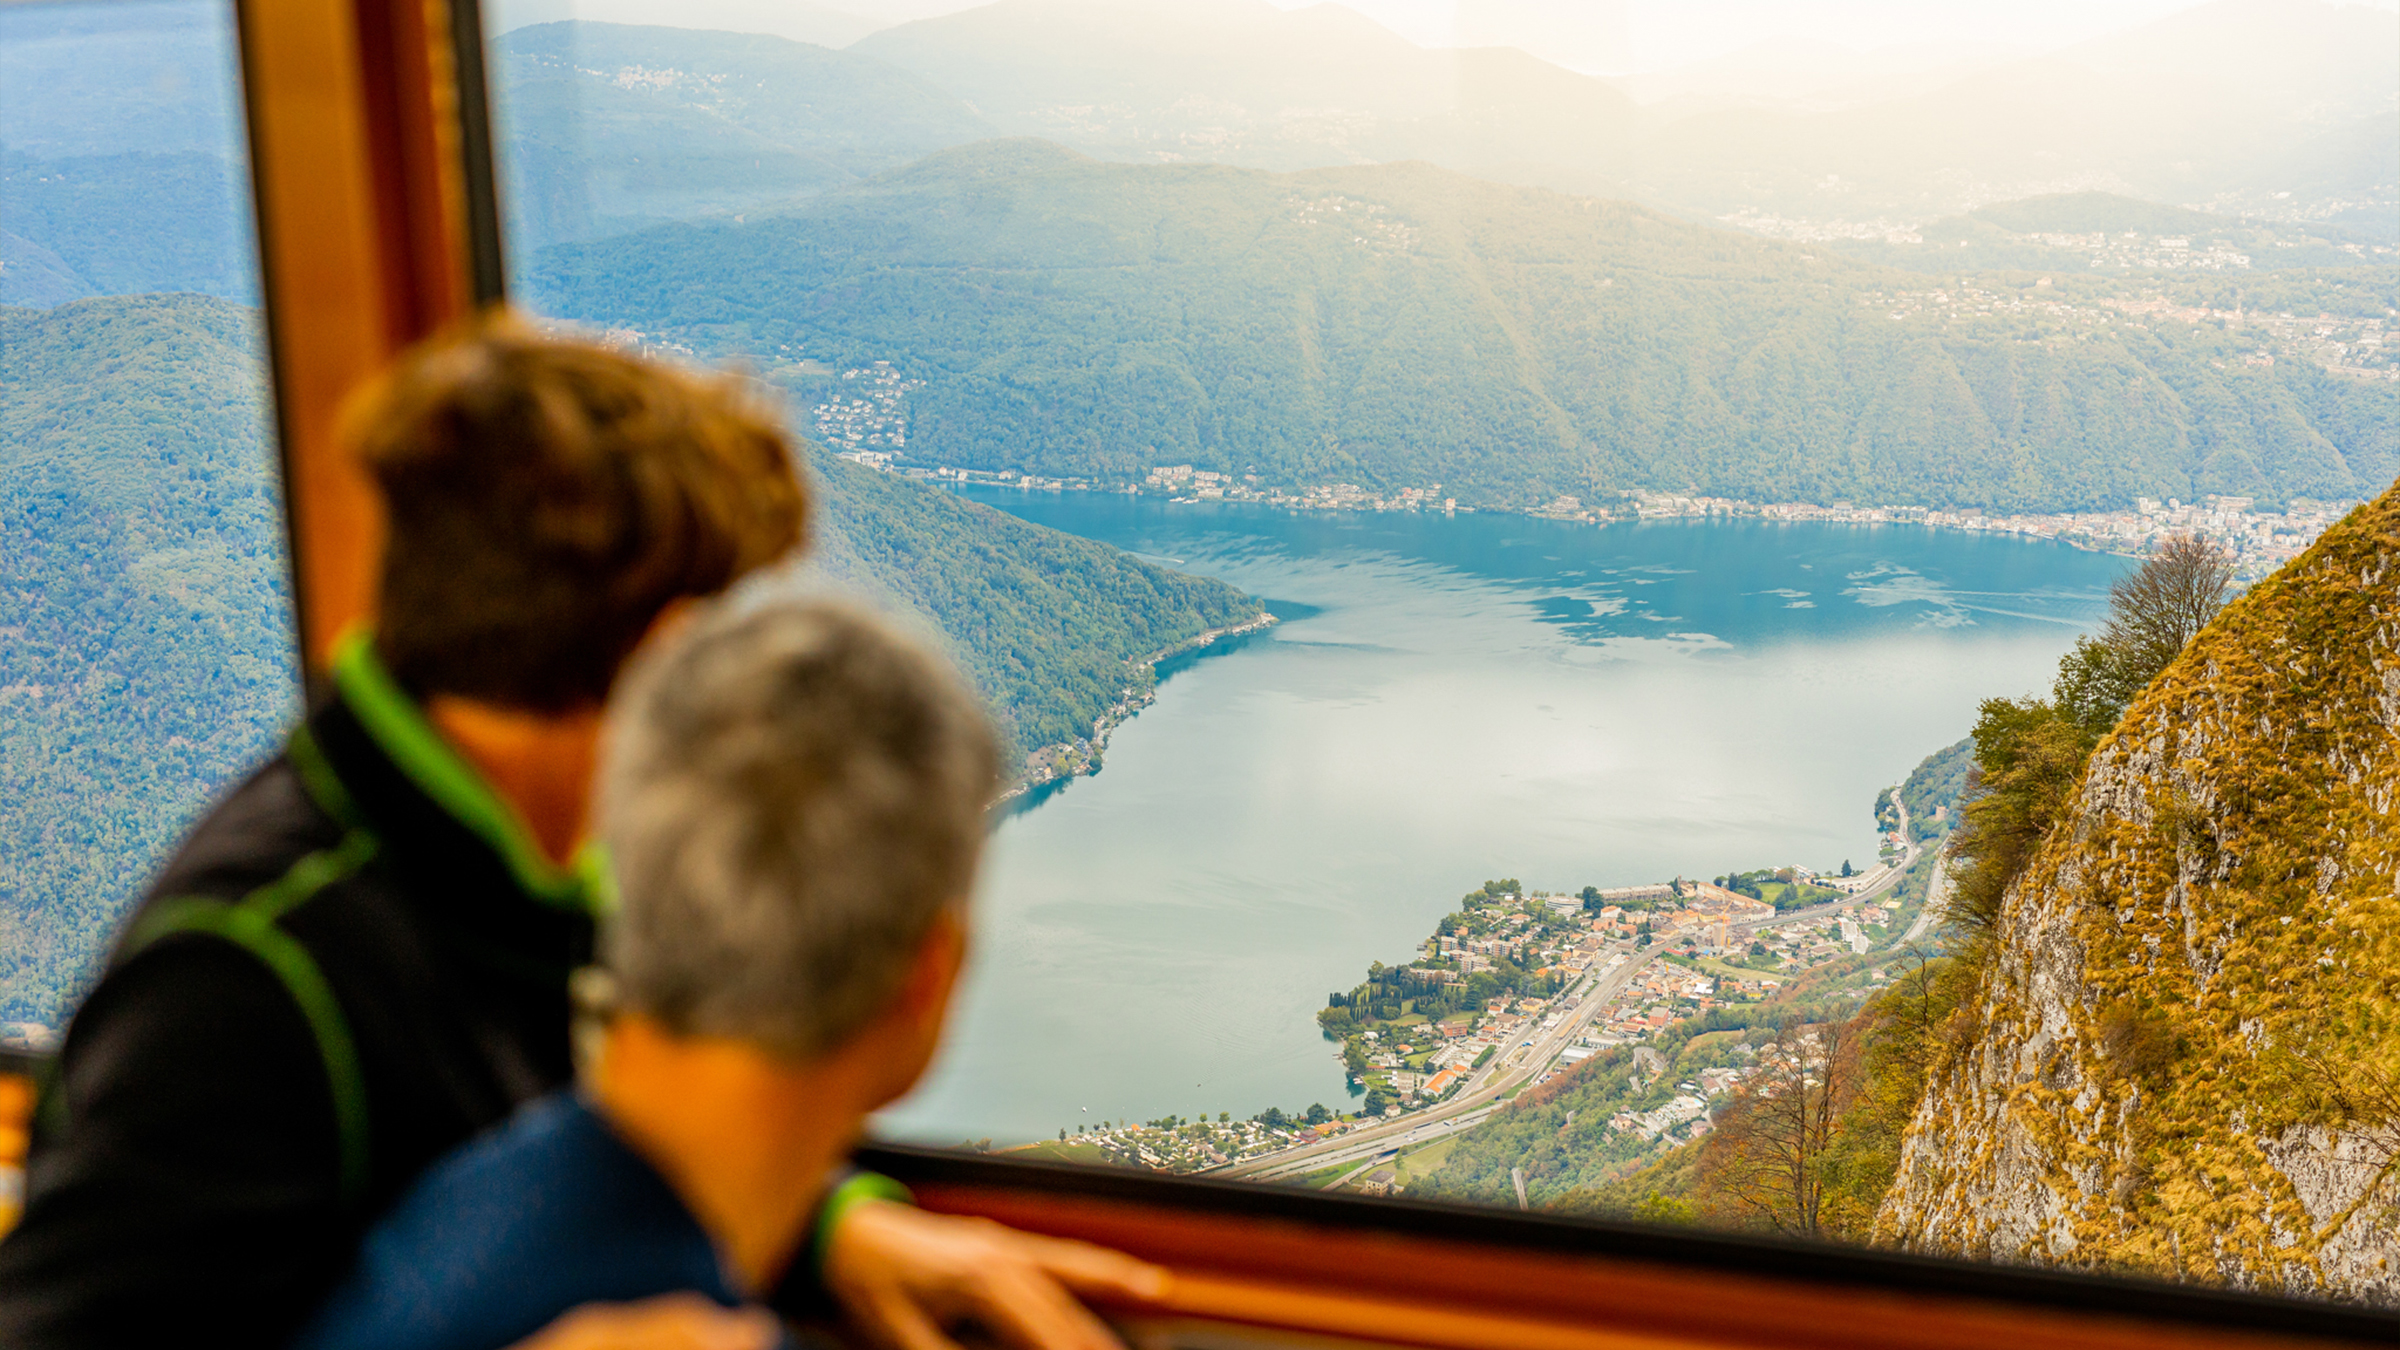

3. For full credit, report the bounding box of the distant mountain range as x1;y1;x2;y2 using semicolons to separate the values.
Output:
831;0;2396;238
491;21;994;251
5;0;2392;303
524;139;2400;515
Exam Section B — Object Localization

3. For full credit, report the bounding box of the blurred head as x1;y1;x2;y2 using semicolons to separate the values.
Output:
599;598;1000;1084
346;312;807;712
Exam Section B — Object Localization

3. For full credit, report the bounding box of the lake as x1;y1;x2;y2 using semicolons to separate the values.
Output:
873;494;2128;1146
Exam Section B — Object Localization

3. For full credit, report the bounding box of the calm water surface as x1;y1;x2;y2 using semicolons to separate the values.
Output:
874;496;2128;1145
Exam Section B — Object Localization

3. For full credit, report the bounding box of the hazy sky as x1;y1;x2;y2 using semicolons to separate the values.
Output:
1285;0;2221;73
495;0;2396;78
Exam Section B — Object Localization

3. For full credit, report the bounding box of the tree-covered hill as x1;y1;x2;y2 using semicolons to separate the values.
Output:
0;149;257;302
523;140;2400;514
791;447;1261;754
0;294;295;1029
0;293;1260;1027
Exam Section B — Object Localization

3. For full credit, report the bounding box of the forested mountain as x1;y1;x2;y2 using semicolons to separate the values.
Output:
791;446;1260;753
524;140;2400;514
0;150;257;302
0;295;294;1030
11;0;2391;303
491;23;994;252
0;293;1259;1026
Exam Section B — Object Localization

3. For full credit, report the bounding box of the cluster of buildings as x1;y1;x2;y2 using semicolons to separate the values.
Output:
1619;488;2356;580
1579;890;1907;1046
810;361;924;453
1286;194;1419;256
1603;1029;1848;1145
1859;283;2395;387
1719;202;2394;273
1145;464;1455;513
2034;231;2255;272
1063;1113;1325;1173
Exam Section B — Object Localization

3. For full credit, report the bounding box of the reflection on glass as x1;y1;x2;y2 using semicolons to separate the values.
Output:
0;0;292;1032
487;0;2395;1302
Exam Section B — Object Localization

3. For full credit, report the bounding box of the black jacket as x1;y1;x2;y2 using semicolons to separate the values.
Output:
0;641;608;1347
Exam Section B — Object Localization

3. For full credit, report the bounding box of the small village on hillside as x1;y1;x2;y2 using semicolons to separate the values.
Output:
1014;811;1944;1188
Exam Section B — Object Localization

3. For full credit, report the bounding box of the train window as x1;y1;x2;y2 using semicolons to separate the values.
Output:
477;0;2390;1306
0;0;292;1038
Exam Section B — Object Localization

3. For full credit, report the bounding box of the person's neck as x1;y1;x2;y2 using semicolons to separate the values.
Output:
423;697;604;865
592;1016;874;1293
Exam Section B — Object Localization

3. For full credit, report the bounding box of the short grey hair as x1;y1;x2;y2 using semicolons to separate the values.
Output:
598;598;1000;1059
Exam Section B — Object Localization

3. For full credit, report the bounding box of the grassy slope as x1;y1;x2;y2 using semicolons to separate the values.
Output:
1885;486;2400;1293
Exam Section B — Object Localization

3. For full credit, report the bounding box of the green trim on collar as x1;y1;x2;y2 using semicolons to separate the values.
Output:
329;629;603;915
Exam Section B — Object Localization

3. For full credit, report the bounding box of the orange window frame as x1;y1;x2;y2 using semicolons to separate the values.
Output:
237;0;506;674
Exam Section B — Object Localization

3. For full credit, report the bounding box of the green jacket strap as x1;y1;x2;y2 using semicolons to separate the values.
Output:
123;828;379;1204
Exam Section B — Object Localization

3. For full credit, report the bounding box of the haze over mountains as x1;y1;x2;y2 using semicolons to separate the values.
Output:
5;0;2393;519
7;0;2391;302
526;140;2398;514
484;0;2397;242
493;21;994;247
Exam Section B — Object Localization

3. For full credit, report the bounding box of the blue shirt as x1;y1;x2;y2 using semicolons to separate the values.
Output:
292;1093;783;1350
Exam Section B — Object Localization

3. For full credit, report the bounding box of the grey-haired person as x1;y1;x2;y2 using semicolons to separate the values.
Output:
290;597;1166;1350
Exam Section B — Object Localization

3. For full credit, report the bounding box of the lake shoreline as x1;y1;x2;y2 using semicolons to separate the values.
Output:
998;608;1280;803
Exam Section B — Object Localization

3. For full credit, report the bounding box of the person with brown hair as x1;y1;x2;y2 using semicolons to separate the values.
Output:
0;316;1160;1350
295;598;1152;1350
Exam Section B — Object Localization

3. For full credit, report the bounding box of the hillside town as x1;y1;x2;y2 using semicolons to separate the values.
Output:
809;360;925;453
1023;840;1936;1181
1618;489;2356;579
1144;463;1454;513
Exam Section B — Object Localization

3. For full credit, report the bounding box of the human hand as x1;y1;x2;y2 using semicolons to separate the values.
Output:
824;1200;1173;1350
512;1293;781;1350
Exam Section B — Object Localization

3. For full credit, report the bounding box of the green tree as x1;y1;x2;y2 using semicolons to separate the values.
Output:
2056;533;2235;739
1950;535;2237;949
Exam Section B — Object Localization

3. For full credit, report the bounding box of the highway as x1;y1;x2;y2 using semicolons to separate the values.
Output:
1901;850;1951;945
1217;801;1929;1185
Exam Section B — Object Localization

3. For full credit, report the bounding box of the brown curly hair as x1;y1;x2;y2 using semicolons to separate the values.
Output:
344;313;806;710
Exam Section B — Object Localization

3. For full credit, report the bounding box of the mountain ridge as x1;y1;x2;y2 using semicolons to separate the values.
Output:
523;140;2400;516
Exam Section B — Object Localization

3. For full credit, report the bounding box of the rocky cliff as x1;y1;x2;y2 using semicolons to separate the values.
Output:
1879;485;2400;1300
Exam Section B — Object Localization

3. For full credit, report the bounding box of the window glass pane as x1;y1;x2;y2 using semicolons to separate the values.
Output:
482;0;2398;1300
2;0;292;1034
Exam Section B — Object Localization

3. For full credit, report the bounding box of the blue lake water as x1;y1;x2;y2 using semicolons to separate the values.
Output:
873;495;2129;1146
